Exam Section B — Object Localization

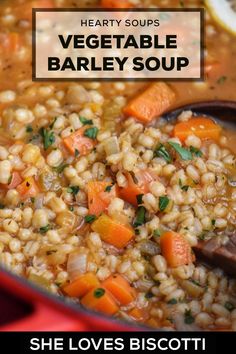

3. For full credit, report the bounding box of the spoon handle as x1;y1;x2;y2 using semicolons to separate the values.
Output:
164;100;236;123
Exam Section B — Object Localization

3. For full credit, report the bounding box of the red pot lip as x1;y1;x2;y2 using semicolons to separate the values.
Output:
0;265;153;332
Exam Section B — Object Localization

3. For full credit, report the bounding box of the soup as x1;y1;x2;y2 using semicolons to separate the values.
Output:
0;0;236;331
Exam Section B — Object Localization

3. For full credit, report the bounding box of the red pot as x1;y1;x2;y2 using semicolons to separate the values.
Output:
0;266;139;331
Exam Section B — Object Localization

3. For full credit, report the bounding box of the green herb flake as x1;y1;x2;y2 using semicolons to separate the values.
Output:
136;194;144;205
94;288;105;298
184;309;195;324
39;128;55;150
191;279;201;286
159;196;170;212
190;146;203;157
39;225;50;234
211;219;216;226
179;178;189;191
179;0;184;7
30;197;35;203
84;127;98;140
79;116;93;125
133;206;146;227
69;206;74;212
26;125;33;133
8;175;13;185
0;203;5;209
169;142;193;161
53;163;68;174
49;117;58;129
153;229;161;237
85;214;97;224
168;298;178;305
224;301;235;312
181;185;189;192
67;186;80;196
167;317;174;324
145;292;154;299
217;76;227;85
154;144;172;163
105;185;113;193
199;232;206;240
74;148;80;158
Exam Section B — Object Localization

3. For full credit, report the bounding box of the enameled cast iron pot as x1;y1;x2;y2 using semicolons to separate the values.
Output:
1;100;236;331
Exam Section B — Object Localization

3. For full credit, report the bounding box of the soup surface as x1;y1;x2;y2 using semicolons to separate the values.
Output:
0;0;236;331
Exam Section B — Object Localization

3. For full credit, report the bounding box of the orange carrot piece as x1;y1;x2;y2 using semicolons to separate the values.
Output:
63;273;100;298
91;214;134;249
102;274;136;305
119;169;157;206
101;0;133;8
128;308;145;321
16;177;39;199
123;83;176;123
160;231;195;268
81;287;119;316
15;0;54;23
63;127;96;156
0;172;22;190
173;117;222;142
0;33;22;54
88;181;118;216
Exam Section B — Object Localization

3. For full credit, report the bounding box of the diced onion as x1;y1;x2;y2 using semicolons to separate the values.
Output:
138;240;160;256
104;136;120;156
67;249;88;281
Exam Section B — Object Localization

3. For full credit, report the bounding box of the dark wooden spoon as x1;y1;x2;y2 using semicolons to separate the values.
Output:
163;100;236;123
164;100;236;276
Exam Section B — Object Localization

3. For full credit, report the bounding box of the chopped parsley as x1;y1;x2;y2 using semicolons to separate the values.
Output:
136;194;144;205
84;127;98;140
184;309;195;324
153;229;161;237
224;301;235;312
190;146;203;157
67;186;80;196
145;292;154;299
26;125;33;133
133;206;146;227
168;298;178;305
79;116;93;125
179;179;189;191
159;196;170;212
217;76;227;85
199;232;206;240
53;163;68;174
211;219;216;226
8;175;12;185
39;225;51;234
39;128;55;150
74;148;80;158
169;142;193;161
191;279;201;286
104;185;113;193
0;203;5;209
181;185;189;192
154;144;172;163
85;214;97;223
94;288;105;298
